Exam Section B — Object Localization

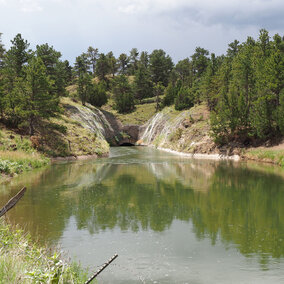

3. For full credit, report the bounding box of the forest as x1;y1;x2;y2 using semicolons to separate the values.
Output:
0;29;283;144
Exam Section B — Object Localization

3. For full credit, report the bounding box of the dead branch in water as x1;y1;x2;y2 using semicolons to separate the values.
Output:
0;187;27;218
84;253;118;284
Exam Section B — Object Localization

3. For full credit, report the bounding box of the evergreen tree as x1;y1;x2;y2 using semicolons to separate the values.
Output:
149;49;173;86
191;47;209;78
154;82;164;112
227;40;240;58
133;64;153;102
74;53;90;76
16;57;60;135
87;46;99;76
112;75;134;113
0;33;5;68
77;72;92;106
175;58;192;84
174;86;194;111
7;34;31;77
36;43;67;96
129;48;139;75
140;51;149;68
118;53;129;75
88;81;108;107
107;51;118;77
162;80;182;107
96;53;110;82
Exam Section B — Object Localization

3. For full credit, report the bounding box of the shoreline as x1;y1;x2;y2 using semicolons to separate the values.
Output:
51;152;108;162
156;146;241;161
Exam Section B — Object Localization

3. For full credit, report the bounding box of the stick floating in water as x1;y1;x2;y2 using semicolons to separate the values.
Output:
84;253;118;284
0;187;27;218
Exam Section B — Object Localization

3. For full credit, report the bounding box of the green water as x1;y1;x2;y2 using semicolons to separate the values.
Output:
1;147;284;283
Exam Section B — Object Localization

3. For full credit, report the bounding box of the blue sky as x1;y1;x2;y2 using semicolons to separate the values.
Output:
0;0;283;63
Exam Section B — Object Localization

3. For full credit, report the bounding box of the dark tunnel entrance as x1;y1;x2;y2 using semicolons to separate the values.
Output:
120;142;135;146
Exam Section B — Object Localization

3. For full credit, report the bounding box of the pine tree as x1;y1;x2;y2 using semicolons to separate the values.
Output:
112;75;134;113
118;53;129;75
77;72;92;106
96;53;110;82
88;82;108;107
149;49;173;86
7;34;31;77
87;46;99;76
0;33;5;68
133;64;153;102
16;57;60;135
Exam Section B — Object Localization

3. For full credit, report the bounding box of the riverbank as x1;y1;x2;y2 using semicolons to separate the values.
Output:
0;150;49;183
157;146;241;161
0;220;88;283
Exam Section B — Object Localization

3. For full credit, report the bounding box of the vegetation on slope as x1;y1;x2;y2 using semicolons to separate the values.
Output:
102;98;157;125
0;128;49;179
0;220;88;283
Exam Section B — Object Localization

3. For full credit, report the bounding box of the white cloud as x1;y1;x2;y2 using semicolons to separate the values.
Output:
0;0;283;63
19;0;43;12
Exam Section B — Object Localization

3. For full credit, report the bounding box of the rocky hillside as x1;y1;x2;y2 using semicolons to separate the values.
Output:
138;103;218;155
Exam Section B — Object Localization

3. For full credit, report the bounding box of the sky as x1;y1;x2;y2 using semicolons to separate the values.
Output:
0;0;283;63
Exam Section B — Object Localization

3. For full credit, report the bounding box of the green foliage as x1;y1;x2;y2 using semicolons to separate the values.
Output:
128;48;139;75
149;49;173;86
0;33;5;68
118;53;129;75
133;64;153;102
87;46;99;75
107;51;118;77
17;57;60;135
209;29;284;143
77;72;92;105
174;86;194;111
88;81;108;107
191;47;210;78
5;33;31;77
96;53;110;82
0;152;49;175
163;81;182;107
112;75;135;113
154;82;165;112
0;221;88;283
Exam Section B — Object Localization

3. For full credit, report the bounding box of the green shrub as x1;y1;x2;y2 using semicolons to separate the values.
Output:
0;221;88;283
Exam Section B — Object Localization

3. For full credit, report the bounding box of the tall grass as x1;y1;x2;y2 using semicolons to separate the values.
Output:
245;149;284;167
0;221;88;283
0;151;49;175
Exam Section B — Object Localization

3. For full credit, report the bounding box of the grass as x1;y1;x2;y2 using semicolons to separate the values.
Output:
244;149;284;167
0;151;49;176
0;128;50;178
102;98;158;125
0;220;88;283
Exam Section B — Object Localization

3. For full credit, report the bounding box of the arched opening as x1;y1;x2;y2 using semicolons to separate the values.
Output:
120;142;135;146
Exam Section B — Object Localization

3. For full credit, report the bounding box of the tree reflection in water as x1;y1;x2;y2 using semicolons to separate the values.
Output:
1;148;283;266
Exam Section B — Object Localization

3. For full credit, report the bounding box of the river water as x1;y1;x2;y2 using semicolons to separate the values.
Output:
1;147;284;283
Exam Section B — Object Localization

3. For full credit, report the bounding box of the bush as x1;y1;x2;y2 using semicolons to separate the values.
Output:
88;81;108;107
112;75;135;113
0;221;88;283
174;86;194;110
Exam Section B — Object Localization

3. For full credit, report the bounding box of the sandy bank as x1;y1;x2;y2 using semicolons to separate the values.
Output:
157;147;241;161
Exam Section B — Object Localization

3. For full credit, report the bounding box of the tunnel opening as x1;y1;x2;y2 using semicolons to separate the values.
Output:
120;142;135;146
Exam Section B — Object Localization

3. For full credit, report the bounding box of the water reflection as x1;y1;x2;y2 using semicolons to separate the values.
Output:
1;147;283;264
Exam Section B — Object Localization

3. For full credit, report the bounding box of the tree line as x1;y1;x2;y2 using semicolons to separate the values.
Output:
0;30;283;143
